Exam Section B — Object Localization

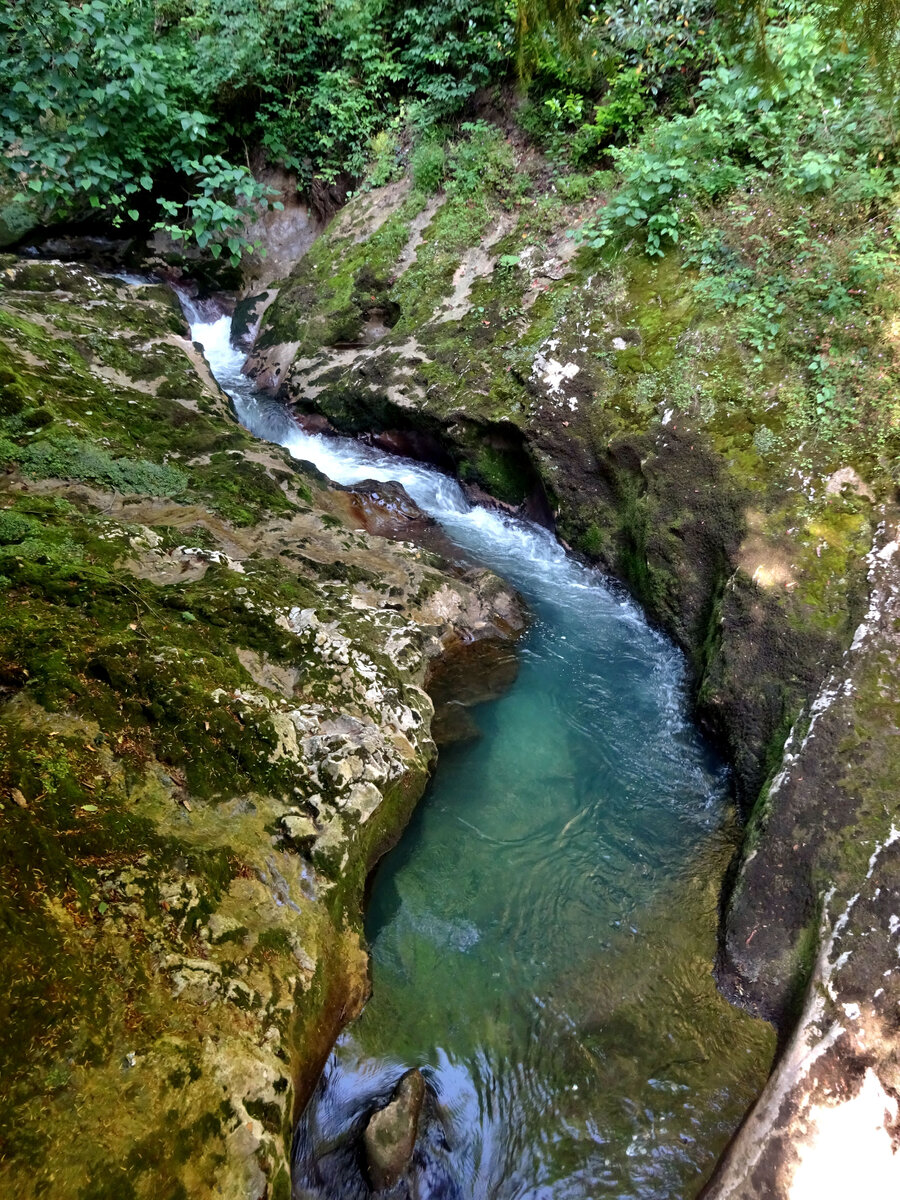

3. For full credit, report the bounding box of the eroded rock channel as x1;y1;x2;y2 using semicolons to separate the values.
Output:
188;303;775;1197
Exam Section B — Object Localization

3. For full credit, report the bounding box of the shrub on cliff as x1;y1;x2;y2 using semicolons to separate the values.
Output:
0;0;274;261
581;16;898;256
0;0;514;253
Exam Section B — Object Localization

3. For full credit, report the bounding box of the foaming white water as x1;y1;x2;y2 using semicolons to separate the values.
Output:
188;311;605;606
189;310;244;379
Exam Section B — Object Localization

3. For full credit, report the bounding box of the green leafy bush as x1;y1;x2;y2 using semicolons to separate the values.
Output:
366;132;404;189
0;0;274;261
582;17;895;255
446;122;516;201
687;189;900;445
585;110;742;254
394;1;511;119
553;171;608;203
597;0;718;97
1;0;515;249
569;70;650;163
411;142;448;193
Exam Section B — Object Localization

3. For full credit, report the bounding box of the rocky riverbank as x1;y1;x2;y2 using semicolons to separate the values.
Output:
247;176;900;1194
0;258;525;1199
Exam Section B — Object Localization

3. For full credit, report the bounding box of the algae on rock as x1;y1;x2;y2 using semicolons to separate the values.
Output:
0;260;525;1199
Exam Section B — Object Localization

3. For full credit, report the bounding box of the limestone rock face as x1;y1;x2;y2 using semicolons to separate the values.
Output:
0;257;523;1199
703;513;900;1198
364;1068;426;1191
238;165;325;294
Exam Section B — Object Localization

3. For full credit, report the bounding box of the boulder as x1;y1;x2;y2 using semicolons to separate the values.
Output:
364;1069;427;1191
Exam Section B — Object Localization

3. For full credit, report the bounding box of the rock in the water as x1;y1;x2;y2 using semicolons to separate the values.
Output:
364;1068;426;1191
342;478;436;540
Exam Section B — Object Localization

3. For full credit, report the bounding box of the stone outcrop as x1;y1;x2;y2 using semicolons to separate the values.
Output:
702;512;900;1197
363;1068;426;1191
0;258;524;1198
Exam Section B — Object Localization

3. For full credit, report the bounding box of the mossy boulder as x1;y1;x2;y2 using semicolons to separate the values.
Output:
0;187;40;248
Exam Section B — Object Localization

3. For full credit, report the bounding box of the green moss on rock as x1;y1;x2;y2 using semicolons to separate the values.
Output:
0;258;525;1199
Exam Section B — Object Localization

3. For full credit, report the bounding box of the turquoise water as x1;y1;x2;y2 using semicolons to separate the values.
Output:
190;310;774;1199
345;543;772;1199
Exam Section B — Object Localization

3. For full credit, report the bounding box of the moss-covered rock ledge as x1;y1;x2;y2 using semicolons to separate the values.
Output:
250;178;900;1195
0;259;525;1199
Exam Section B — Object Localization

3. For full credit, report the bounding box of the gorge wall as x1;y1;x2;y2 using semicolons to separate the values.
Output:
0;258;524;1198
246;176;900;1194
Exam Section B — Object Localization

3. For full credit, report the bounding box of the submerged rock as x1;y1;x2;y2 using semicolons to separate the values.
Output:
364;1068;426;1190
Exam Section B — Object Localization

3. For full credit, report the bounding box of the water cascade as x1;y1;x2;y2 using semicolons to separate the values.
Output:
187;305;773;1200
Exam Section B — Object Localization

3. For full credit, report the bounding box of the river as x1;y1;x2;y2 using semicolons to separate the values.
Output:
187;305;773;1200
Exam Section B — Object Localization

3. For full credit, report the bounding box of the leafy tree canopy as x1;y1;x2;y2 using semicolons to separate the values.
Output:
2;0;899;260
0;0;517;257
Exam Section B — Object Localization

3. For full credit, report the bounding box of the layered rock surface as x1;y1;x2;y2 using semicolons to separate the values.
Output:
0;258;524;1199
705;513;900;1196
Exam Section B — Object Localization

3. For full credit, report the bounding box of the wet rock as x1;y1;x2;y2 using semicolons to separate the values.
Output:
341;478;436;540
368;429;453;470
364;1068;426;1191
703;512;900;1197
232;287;280;350
295;411;336;436
19;232;134;270
0;259;525;1200
295;1057;464;1200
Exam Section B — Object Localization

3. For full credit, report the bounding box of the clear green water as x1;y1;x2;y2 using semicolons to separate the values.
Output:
347;556;774;1198
192;312;775;1199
